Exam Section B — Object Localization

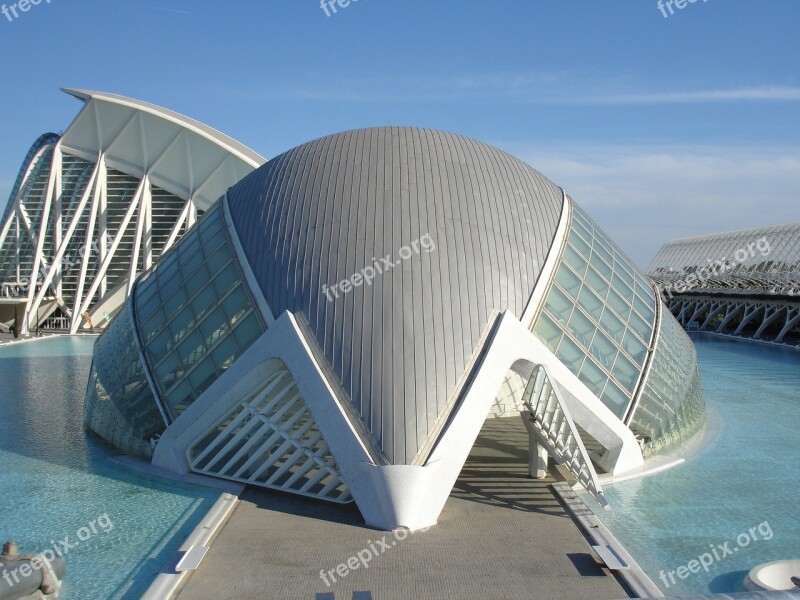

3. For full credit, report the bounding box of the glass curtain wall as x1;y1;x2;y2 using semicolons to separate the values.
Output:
531;202;657;418
133;201;267;420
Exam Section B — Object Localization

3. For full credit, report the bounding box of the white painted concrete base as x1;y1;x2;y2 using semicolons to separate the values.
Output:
152;309;644;532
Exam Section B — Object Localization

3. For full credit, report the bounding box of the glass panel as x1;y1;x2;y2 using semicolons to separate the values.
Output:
149;329;173;364
634;294;655;322
166;380;194;417
612;352;639;393
601;380;630;419
623;329;647;364
206;245;231;276
180;247;205;280
578;360;607;397
200;307;229;348
233;312;262;350
221;285;249;323
607;288;631;321
629;309;653;341
83;303;165;459
162;287;188;319
594;232;615;258
155;352;183;392
614;263;635;289
578;286;604;320
177;330;205;369
546;286;574;325
211;335;239;373
556;335;585;372
611;272;634;299
591;251;613;279
563;245;588;277
132;202;267;420
189;358;217;396
191;285;217;324
158;267;182;299
569;230;591;258
585;265;610;300
555;265;582;299
202;227;227;257
600;307;625;343
169;305;195;345
157;254;180;284
214;264;239;297
185;265;209;298
179;237;201;267
567;307;596;348
589;329;616;369
572;210;592;234
592;244;614;275
535;312;563;352
136;291;162;324
140;309;165;343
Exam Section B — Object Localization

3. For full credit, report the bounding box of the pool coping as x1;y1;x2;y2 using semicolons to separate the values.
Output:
599;406;723;485
0;332;98;346
552;480;666;598
108;456;244;600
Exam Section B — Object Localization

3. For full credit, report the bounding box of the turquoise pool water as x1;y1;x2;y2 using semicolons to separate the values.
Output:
0;336;221;599
593;335;800;595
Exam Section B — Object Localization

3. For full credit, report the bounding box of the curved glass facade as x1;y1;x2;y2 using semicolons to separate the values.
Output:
532;202;657;418
628;306;706;456
133;201;267;420
85;199;267;457
84;301;166;458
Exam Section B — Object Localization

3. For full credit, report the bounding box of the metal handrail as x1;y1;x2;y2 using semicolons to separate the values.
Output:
521;364;609;509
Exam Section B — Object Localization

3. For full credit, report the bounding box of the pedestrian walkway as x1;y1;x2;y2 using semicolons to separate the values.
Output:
175;418;630;600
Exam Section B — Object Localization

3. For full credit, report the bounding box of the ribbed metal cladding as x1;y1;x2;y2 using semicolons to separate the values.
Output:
227;127;564;465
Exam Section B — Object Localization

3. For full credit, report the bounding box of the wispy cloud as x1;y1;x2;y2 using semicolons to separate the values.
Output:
504;143;800;268
216;73;800;106
116;2;191;16
588;86;800;104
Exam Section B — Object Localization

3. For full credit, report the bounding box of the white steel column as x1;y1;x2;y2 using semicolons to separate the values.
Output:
128;176;150;295
70;157;104;333
28;163;100;329
22;145;61;335
75;177;146;323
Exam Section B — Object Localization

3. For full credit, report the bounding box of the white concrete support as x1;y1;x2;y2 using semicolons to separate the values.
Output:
153;309;642;531
776;309;800;342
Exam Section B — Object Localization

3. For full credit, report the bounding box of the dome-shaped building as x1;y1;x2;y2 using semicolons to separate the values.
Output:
85;127;705;530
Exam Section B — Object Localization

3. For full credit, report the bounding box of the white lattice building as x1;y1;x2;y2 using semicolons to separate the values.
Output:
0;89;264;335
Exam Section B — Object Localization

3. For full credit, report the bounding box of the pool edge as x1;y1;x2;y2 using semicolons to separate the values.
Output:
552;480;666;598
108;456;244;600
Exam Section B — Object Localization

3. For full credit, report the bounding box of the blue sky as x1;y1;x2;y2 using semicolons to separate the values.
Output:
0;0;797;267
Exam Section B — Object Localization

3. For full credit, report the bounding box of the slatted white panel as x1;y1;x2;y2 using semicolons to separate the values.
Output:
188;362;351;503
